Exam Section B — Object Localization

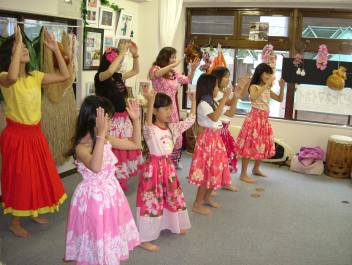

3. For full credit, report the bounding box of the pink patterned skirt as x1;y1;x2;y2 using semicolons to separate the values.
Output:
110;112;144;190
188;128;231;190
65;177;140;265
236;108;275;160
136;155;191;242
220;122;238;173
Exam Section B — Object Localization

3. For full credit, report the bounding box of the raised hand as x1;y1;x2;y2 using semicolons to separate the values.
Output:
143;87;157;101
95;107;109;137
14;25;23;46
129;41;138;56
119;41;130;54
43;28;59;52
279;78;286;89
187;90;196;102
190;57;200;71
126;99;140;120
223;86;232;98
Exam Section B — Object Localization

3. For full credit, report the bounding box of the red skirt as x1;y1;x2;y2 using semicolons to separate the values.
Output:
1;119;67;217
236;108;275;160
220;122;238;173
188;128;231;190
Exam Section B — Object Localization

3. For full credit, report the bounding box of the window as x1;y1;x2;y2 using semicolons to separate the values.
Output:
302;17;352;39
0;17;16;37
234;49;289;118
191;15;235;35
241;15;289;37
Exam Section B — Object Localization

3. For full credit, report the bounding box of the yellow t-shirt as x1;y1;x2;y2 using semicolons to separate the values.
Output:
0;71;44;125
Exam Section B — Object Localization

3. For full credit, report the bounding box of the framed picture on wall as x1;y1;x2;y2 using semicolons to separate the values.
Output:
116;10;133;38
99;6;116;30
86;0;99;26
103;35;115;50
83;27;104;70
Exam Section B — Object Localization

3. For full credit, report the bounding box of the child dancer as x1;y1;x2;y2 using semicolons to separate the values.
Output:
236;63;285;184
65;96;140;265
211;66;241;192
149;47;199;168
95;41;143;190
0;27;69;237
136;88;196;252
188;74;233;215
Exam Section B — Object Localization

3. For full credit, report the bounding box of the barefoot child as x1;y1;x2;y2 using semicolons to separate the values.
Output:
136;88;196;251
188;74;233;215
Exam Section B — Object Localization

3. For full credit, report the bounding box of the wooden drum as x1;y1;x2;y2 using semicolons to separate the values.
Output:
325;135;352;178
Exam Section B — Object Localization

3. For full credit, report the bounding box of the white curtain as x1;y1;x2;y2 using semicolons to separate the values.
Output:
159;0;183;48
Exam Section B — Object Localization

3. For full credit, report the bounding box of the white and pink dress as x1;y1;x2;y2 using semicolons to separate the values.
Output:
65;142;140;265
136;115;195;242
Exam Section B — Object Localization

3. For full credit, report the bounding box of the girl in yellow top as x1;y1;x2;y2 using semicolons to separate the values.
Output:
0;26;70;238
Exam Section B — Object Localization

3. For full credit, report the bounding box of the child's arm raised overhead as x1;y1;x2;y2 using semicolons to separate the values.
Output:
143;87;157;126
98;42;129;82
122;41;139;80
224;86;239;118
42;28;70;85
108;99;142;150
75;107;108;173
270;78;285;102
153;58;183;78
0;26;22;87
207;87;231;122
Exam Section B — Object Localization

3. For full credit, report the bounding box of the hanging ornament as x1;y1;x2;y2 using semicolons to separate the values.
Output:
261;44;276;70
326;66;347;90
293;52;305;77
316;44;329;70
199;49;211;73
184;42;202;64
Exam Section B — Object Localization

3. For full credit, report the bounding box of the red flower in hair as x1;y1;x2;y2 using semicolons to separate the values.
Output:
105;47;119;63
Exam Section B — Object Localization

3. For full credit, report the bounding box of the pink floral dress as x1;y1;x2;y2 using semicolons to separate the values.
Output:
65;142;140;265
236;85;275;160
136;115;195;242
149;65;191;164
110;111;144;190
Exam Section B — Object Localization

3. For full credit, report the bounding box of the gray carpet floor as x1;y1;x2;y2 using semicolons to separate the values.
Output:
1;153;352;265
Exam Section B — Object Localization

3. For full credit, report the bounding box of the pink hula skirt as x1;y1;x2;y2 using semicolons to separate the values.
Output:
188;128;231;190
220;122;238;173
236;108;275;160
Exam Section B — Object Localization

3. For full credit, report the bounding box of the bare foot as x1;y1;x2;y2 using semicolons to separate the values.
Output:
139;242;160;252
240;175;256;184
222;185;239;192
179;229;187;235
62;258;74;263
203;200;220;208
211;191;218;197
32;217;49;224
9;222;30;238
192;205;211;215
252;169;267;177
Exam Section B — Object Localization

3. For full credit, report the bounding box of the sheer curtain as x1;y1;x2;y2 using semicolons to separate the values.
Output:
159;0;183;48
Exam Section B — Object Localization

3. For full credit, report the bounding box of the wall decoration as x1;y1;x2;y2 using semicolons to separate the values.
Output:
249;22;269;41
99;6;116;30
326;66;347;91
103;35;115;50
83;27;104;70
116;10;133;38
85;0;99;26
316;44;329;70
85;81;95;96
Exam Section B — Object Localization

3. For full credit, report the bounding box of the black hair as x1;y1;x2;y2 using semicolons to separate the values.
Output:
211;66;230;88
152;92;172;123
68;95;115;157
0;35;31;75
95;48;127;113
249;63;274;89
153;47;177;68
196;73;218;110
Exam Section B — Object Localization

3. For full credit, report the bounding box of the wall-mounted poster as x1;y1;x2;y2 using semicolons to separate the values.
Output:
99;6;116;30
249;22;269;41
116;10;133;38
83;27;104;70
86;0;99;26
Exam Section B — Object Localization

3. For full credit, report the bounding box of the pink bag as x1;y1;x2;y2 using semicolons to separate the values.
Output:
290;154;324;175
